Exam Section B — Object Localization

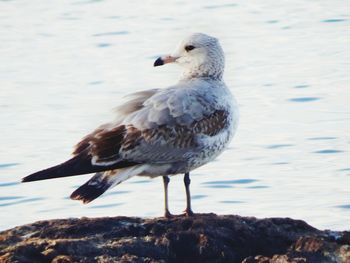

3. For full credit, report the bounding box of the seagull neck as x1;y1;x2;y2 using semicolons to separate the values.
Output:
181;70;223;81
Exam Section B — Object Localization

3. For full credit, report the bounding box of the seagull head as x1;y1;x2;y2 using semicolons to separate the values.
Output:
154;33;225;80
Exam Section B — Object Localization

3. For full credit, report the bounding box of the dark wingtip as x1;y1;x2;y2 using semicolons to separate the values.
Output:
154;57;164;67
22;173;43;183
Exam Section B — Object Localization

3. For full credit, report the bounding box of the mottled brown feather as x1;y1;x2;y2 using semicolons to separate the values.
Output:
73;110;229;163
91;126;126;159
192;110;229;136
121;110;229;152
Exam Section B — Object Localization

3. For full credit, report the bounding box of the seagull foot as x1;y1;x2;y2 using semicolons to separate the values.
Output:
182;209;194;217
164;210;174;219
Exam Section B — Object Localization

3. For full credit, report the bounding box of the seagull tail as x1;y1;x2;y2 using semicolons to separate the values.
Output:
70;172;113;203
22;151;137;183
70;166;141;203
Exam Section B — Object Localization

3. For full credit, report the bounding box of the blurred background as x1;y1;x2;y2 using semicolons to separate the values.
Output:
0;0;349;231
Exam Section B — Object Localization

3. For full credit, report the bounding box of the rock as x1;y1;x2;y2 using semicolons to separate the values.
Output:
0;213;349;263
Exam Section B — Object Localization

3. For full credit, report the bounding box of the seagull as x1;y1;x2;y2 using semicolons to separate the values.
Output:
22;33;239;217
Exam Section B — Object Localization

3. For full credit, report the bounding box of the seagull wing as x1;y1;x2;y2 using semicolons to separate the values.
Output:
23;83;232;182
69;82;231;167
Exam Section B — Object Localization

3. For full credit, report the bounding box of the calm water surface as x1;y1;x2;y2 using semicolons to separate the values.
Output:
1;0;350;231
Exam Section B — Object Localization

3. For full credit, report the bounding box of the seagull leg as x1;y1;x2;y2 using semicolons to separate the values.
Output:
184;172;194;216
163;176;173;218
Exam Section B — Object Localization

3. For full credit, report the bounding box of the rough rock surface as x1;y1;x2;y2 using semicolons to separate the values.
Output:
0;213;349;263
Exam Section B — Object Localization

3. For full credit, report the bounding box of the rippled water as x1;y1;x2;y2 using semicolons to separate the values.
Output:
1;0;349;231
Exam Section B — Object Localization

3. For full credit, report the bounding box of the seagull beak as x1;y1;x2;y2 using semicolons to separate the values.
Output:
154;55;178;67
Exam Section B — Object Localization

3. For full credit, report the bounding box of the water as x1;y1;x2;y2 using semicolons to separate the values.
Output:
0;0;349;231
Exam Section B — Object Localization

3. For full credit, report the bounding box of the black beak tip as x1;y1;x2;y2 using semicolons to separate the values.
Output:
154;57;164;67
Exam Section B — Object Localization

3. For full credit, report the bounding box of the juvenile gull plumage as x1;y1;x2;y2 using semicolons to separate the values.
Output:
22;33;239;217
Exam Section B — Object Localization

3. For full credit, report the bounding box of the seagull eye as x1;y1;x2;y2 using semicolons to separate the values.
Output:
185;45;196;52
